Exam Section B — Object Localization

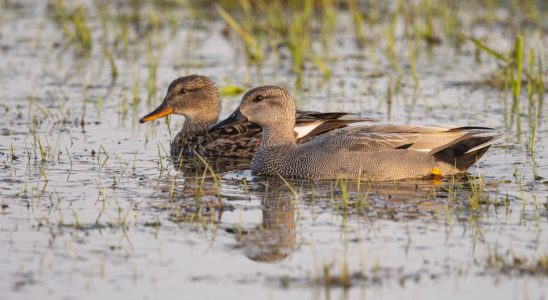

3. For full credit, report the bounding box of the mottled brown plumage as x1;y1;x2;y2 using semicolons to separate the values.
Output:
139;75;376;159
212;86;503;180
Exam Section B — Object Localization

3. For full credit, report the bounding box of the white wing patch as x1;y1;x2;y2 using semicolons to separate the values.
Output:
464;134;504;154
294;121;323;139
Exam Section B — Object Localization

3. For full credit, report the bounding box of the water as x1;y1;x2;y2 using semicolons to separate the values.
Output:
0;1;546;299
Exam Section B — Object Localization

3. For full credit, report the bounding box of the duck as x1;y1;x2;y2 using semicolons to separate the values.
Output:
139;75;376;159
211;85;503;181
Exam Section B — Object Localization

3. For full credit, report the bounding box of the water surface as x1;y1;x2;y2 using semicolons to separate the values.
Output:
0;1;546;299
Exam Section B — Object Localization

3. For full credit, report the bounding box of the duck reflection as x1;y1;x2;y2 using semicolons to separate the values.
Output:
234;179;297;263
164;158;493;264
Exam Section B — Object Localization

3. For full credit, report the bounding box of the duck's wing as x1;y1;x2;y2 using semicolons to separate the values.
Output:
296;110;355;120
295;110;378;141
309;124;502;172
330;125;499;153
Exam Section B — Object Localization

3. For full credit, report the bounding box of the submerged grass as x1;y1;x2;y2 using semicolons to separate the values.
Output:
216;4;263;63
2;1;547;296
51;0;93;54
464;32;545;147
486;248;548;276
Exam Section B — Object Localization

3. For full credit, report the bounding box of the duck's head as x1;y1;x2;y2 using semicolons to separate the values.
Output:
139;75;220;124
212;86;295;129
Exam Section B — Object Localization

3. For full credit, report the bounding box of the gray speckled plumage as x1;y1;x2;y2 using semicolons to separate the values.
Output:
220;86;502;181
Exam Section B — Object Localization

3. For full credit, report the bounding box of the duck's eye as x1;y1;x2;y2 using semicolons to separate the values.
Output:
254;95;264;102
181;88;187;94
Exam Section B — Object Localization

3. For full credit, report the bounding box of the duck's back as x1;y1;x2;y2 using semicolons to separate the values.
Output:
251;125;501;181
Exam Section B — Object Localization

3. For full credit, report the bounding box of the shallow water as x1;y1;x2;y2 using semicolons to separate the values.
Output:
0;1;547;299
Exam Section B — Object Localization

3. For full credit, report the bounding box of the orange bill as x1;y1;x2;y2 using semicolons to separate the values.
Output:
139;104;174;123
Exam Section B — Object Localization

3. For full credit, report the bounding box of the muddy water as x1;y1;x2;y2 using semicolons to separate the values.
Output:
0;1;547;299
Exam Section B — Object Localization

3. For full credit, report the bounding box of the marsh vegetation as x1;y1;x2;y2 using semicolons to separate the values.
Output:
0;0;547;299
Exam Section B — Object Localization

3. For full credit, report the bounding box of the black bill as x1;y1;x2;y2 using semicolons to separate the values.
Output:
210;109;247;130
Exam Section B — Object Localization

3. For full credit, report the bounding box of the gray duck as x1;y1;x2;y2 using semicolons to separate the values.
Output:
211;85;503;180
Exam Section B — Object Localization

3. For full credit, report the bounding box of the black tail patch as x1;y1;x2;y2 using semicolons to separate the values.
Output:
432;136;497;170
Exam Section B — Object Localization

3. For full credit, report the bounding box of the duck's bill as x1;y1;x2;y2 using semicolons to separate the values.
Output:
139;103;174;123
210;109;247;130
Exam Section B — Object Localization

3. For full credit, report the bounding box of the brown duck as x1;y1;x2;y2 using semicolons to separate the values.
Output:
139;75;376;159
